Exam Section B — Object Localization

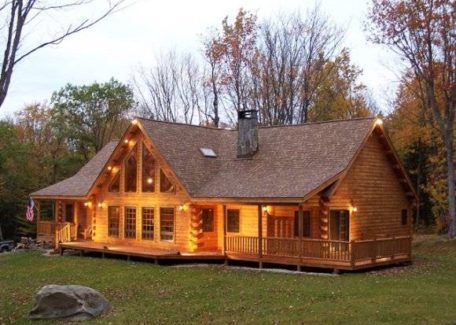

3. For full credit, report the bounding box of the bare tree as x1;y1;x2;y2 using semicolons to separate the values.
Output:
134;51;204;124
253;8;344;125
0;0;126;109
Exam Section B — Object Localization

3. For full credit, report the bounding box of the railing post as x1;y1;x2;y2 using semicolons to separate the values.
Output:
222;205;227;255
258;205;263;269
298;204;303;264
371;238;377;263
350;240;355;268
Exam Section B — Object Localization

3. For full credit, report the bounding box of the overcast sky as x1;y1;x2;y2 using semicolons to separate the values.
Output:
0;0;402;118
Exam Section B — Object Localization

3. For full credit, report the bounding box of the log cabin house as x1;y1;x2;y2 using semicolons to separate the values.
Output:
31;112;416;271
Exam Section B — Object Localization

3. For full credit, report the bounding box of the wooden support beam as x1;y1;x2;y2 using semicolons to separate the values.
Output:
223;205;227;255
298;204;303;262
258;205;263;269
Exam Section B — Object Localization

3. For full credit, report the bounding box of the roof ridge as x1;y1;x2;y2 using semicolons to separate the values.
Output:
137;116;376;130
136;117;235;131
258;116;377;129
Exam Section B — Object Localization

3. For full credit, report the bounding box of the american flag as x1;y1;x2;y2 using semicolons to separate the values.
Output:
26;196;34;222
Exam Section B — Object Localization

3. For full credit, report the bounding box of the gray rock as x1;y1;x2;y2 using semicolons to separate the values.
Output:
29;285;111;321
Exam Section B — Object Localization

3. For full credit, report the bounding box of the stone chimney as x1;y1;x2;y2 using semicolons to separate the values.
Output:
237;110;259;158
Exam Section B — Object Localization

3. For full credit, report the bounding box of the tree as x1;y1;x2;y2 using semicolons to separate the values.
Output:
367;0;456;237
0;0;126;109
135;51;203;124
51;79;134;161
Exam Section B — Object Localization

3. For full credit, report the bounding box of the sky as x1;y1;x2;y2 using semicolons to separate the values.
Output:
0;0;402;118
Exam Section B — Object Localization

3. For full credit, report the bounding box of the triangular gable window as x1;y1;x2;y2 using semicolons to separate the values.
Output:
142;143;155;192
160;169;175;193
125;144;138;192
108;173;120;193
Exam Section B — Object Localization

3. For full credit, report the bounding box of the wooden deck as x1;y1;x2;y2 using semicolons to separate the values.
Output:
60;241;225;261
59;235;412;271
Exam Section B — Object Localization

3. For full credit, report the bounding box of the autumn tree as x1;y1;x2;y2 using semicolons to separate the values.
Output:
51;79;134;161
367;0;456;237
0;0;126;109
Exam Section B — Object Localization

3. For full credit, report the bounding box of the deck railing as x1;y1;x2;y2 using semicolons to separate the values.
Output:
37;221;55;236
226;235;411;266
55;223;74;244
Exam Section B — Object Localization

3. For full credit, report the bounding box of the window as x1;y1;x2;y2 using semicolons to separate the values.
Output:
124;207;136;239
40;201;54;221
199;148;217;158
142;144;155;192
330;210;349;241
108;206;120;237
125;145;137;192
160;208;174;241
294;210;311;237
401;209;408;226
202;208;214;232
65;204;74;223
160;169;175;193
142;207;155;240
108;173;120;192
227;209;240;233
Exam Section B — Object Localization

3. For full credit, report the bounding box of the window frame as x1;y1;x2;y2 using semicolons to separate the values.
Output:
294;210;311;238
124;144;138;193
142;143;156;193
202;208;214;232
226;209;240;233
124;206;137;239
142;207;155;240
160;207;175;241
108;206;120;238
39;201;55;221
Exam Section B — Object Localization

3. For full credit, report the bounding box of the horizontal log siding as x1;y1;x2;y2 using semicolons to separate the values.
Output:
331;133;412;240
91;134;191;252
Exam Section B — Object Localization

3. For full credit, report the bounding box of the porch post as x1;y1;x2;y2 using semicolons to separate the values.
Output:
258;205;263;269
222;205;227;265
298;204;303;271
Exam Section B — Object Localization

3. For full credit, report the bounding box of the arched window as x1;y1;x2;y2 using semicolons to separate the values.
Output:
125;145;137;192
142;144;155;192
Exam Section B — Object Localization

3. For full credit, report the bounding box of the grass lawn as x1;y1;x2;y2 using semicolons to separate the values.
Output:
1;235;456;324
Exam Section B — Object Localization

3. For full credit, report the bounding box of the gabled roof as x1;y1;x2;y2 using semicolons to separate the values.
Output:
31;141;118;198
33;117;409;200
141;118;375;198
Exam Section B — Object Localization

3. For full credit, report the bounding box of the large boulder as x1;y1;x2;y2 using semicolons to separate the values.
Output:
29;285;111;321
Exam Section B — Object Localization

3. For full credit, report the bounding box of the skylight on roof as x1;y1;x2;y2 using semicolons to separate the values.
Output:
200;148;217;158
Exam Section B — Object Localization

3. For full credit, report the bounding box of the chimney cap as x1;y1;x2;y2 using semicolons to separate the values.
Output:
238;110;258;120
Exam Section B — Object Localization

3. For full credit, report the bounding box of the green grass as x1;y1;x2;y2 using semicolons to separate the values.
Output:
1;235;456;324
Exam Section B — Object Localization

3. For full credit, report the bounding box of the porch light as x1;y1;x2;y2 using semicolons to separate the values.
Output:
262;205;271;214
352;207;358;212
84;201;92;208
178;204;188;212
97;201;105;208
132;119;138;125
375;118;383;126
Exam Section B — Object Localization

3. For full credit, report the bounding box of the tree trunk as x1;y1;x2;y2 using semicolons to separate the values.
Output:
445;132;456;238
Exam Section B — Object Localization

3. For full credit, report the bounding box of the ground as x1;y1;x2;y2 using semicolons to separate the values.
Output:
1;235;456;324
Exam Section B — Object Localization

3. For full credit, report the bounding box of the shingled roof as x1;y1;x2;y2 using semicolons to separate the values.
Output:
32;117;377;199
